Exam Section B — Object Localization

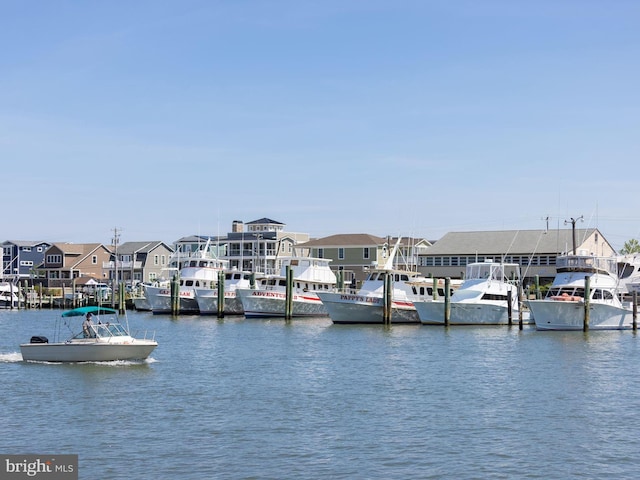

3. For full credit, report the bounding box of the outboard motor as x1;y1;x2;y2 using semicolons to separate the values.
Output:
30;336;48;344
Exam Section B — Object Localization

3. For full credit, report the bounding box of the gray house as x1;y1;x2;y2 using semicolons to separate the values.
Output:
103;241;174;285
417;228;615;285
173;218;310;275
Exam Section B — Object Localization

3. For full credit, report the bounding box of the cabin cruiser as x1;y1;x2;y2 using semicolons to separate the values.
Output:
145;242;227;314
194;269;257;315
414;261;526;325
236;256;336;318
20;306;157;362
317;238;433;324
527;255;635;330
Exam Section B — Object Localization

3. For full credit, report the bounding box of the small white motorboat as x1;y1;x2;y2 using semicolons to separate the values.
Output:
20;306;157;362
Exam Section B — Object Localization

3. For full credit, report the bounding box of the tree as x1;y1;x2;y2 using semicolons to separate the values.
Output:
619;238;640;255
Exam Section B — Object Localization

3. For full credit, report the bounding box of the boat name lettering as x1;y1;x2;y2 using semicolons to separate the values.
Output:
253;291;284;298
340;294;379;304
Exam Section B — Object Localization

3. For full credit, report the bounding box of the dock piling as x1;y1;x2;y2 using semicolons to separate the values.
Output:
217;269;225;318
583;276;590;332
444;277;451;326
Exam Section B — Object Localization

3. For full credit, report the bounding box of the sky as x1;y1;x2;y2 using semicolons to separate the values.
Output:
2;0;639;251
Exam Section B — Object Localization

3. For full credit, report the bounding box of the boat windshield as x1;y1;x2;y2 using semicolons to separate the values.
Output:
73;322;129;339
94;323;129;337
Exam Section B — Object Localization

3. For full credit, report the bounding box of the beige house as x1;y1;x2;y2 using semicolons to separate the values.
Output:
42;243;112;288
417;228;614;285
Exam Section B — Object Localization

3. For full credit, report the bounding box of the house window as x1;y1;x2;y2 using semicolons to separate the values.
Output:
20;261;34;266
318;248;324;259
154;255;159;266
37;246;43;252
338;248;345;260
21;247;31;252
46;254;62;264
363;248;370;260
92;255;97;264
161;255;166;265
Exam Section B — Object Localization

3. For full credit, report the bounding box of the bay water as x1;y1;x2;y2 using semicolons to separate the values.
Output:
2;309;640;479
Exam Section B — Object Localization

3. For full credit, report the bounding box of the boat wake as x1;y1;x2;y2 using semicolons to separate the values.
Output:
8;355;158;366
0;352;23;363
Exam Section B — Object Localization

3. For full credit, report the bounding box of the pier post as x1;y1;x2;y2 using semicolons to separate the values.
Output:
217;269;225;318
507;289;513;326
72;278;77;308
383;273;392;325
633;291;637;331
171;274;180;316
432;277;438;300
24;280;29;309
444;277;451;326
250;272;256;289
535;275;540;300
583;276;590;332
118;282;126;314
337;270;344;291
518;284;524;330
285;265;293;319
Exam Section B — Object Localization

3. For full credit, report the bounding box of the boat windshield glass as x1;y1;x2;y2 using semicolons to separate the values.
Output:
94;323;128;337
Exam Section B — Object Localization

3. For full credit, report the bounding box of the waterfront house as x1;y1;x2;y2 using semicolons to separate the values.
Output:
173;218;310;275
102;241;174;286
299;234;432;283
1;240;52;282
41;243;112;288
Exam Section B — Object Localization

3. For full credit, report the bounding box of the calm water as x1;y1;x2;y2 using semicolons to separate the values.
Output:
2;309;640;479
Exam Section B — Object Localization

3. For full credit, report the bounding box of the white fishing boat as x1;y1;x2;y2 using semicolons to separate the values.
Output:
0;282;21;308
415;260;525;325
617;254;640;295
527;255;635;330
145;241;226;314
20;306;157;362
317;238;429;324
236;256;336;318
194;269;257;315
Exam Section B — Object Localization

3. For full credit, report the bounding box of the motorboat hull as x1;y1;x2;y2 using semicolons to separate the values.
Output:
317;291;419;324
237;289;327;318
145;285;199;315
528;299;634;330
132;296;151;311
416;300;527;325
194;290;244;315
20;341;157;362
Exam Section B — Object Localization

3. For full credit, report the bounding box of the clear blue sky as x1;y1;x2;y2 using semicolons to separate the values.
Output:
2;0;639;251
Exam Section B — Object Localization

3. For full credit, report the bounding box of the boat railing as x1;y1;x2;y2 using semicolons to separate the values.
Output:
556;255;618;275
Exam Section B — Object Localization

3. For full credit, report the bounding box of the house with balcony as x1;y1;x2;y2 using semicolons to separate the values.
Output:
41;243;113;288
172;218;309;275
102;241;174;285
1;240;52;282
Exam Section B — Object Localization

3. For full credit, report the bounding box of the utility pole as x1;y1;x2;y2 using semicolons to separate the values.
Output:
564;216;583;255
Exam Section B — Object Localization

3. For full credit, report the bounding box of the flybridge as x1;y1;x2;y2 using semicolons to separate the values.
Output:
556;255;618;275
